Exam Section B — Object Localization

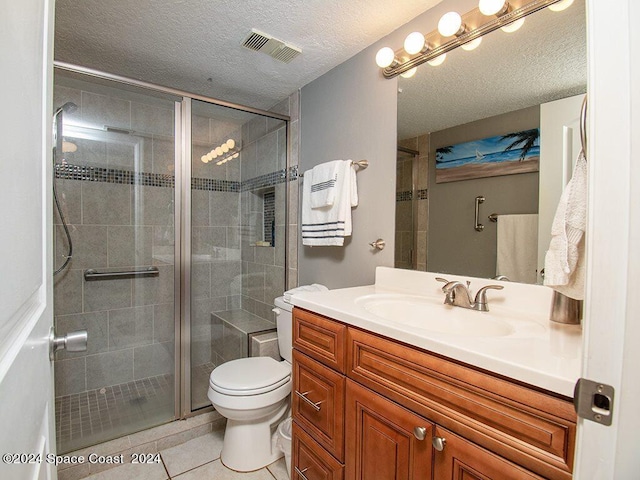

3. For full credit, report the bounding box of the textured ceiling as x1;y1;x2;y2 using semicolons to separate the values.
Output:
54;0;442;110
397;0;587;138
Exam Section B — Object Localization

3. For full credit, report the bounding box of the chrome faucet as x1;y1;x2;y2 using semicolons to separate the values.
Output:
436;278;504;312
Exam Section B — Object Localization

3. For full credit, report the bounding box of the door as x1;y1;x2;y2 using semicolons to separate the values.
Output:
537;94;584;282
0;1;56;479
345;380;433;480
432;427;541;480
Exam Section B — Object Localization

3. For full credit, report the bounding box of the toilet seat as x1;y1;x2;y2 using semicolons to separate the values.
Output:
210;357;291;396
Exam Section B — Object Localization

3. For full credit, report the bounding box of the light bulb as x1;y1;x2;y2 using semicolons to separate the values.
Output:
216;161;223;166
501;17;525;33
427;53;446;66
233;153;240;159
208;152;216;160
404;32;425;55
62;141;77;153
548;0;574;12
226;138;235;149
201;155;207;163
221;143;229;153
375;47;396;68
215;146;223;156
400;67;417;79
461;37;482;51
479;0;508;16
438;12;463;37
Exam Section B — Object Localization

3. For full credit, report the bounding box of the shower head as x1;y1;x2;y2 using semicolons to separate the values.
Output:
54;101;78;116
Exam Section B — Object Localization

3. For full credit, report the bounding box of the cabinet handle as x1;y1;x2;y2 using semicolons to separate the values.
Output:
413;426;427;440
295;466;310;479
295;390;322;411
432;436;447;452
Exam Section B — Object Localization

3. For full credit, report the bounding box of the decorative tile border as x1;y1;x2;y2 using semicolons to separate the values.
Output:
396;189;428;202
55;163;299;193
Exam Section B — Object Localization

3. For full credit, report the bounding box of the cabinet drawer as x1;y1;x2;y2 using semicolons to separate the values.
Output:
294;307;346;373
293;350;345;461
347;328;576;480
293;420;344;480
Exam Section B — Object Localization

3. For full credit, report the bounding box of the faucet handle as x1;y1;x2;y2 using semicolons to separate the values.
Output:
435;277;449;284
473;285;504;312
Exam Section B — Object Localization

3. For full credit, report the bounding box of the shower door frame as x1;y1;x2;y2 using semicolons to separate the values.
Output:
53;61;291;421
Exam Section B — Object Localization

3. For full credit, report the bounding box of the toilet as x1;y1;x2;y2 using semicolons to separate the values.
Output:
208;296;293;472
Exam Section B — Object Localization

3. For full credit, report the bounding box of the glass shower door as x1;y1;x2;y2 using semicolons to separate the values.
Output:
52;70;180;453
188;100;287;411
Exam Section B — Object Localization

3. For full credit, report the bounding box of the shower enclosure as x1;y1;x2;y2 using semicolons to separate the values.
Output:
52;65;290;453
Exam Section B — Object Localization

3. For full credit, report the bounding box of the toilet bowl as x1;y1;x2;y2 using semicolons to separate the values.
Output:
208;296;293;472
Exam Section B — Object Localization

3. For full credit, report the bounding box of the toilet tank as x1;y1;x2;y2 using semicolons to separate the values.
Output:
273;296;293;364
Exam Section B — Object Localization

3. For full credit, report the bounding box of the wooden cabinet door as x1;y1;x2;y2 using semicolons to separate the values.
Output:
345;379;433;480
433;426;543;480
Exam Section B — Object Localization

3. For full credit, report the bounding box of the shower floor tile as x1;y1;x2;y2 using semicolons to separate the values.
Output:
55;373;175;454
56;362;218;454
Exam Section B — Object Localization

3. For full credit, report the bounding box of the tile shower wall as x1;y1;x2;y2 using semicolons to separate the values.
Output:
240;94;299;321
53;84;177;397
53;82;299;400
397;135;429;271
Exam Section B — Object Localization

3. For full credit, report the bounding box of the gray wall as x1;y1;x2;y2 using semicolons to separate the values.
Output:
427;106;540;278
299;45;397;288
297;0;477;289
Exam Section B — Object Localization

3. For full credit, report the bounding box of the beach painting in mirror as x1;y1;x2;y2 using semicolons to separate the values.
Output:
435;128;540;183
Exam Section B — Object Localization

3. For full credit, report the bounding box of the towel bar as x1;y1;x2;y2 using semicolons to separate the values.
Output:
299;159;368;177
84;267;159;281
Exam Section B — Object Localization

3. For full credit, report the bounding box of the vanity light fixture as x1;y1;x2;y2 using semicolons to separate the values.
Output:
501;17;525;32
201;138;240;164
548;0;574;11
376;0;570;79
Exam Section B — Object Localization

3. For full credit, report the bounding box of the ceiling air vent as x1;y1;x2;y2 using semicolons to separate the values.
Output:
241;29;302;64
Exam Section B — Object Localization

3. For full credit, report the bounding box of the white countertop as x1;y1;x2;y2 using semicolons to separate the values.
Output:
290;267;582;398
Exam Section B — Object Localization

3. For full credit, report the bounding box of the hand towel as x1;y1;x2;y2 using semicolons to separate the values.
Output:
544;151;587;300
310;160;341;208
302;160;357;246
496;214;539;284
283;284;329;303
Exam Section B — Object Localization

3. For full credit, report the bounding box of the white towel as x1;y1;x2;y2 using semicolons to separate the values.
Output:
496;214;539;284
310;160;341;208
302;160;358;246
283;284;329;303
544;151;587;300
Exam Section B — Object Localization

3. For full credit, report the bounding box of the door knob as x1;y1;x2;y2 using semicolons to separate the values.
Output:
50;327;88;360
432;436;446;451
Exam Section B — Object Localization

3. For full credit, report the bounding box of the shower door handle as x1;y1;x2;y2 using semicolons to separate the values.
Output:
49;327;88;361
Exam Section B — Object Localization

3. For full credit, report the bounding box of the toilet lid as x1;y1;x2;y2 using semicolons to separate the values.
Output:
210;357;291;396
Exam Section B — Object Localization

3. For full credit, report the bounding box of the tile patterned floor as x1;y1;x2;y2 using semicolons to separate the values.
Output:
56;363;216;454
80;430;290;480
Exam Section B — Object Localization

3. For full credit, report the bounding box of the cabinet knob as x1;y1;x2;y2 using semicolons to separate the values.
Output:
413;426;427;440
432;436;446;451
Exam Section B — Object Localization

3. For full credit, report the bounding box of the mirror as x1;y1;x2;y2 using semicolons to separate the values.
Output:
395;0;587;284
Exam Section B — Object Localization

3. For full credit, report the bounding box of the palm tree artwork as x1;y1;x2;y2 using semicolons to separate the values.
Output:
500;129;540;161
434;128;540;183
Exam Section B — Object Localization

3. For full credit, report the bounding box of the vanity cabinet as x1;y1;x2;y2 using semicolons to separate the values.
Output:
292;307;576;480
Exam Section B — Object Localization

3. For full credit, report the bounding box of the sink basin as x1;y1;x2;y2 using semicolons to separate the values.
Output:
355;293;515;337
